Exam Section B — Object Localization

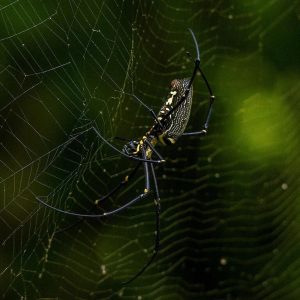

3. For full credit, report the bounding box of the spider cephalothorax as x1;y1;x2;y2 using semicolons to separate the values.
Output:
122;140;139;156
37;28;215;285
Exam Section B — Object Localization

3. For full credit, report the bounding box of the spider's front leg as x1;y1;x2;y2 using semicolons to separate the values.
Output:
95;162;142;208
36;148;152;218
93;146;153;216
181;29;215;137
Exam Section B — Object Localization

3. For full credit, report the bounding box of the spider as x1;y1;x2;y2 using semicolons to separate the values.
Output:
37;28;215;284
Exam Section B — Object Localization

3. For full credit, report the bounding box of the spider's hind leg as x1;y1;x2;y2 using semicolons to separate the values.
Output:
182;94;215;137
122;161;161;285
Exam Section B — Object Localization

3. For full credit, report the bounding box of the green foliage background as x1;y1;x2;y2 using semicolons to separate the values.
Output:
0;1;300;299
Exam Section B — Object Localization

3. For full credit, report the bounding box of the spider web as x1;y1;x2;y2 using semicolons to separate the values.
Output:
1;0;300;299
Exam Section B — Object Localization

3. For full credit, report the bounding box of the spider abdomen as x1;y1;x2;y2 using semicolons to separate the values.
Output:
157;78;193;144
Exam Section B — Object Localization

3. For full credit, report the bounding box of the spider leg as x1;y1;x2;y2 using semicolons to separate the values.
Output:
54;162;142;234
124;93;163;128
123;162;160;285
144;139;165;161
182;91;215;136
36;148;151;218
95;162;142;207
169;29;215;137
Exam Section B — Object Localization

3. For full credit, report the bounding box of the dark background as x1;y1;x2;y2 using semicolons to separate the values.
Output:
0;1;300;299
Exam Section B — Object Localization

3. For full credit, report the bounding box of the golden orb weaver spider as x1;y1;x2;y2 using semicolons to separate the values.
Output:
37;28;215;284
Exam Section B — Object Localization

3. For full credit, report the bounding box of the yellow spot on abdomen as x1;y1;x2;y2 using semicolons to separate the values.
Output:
166;90;177;105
